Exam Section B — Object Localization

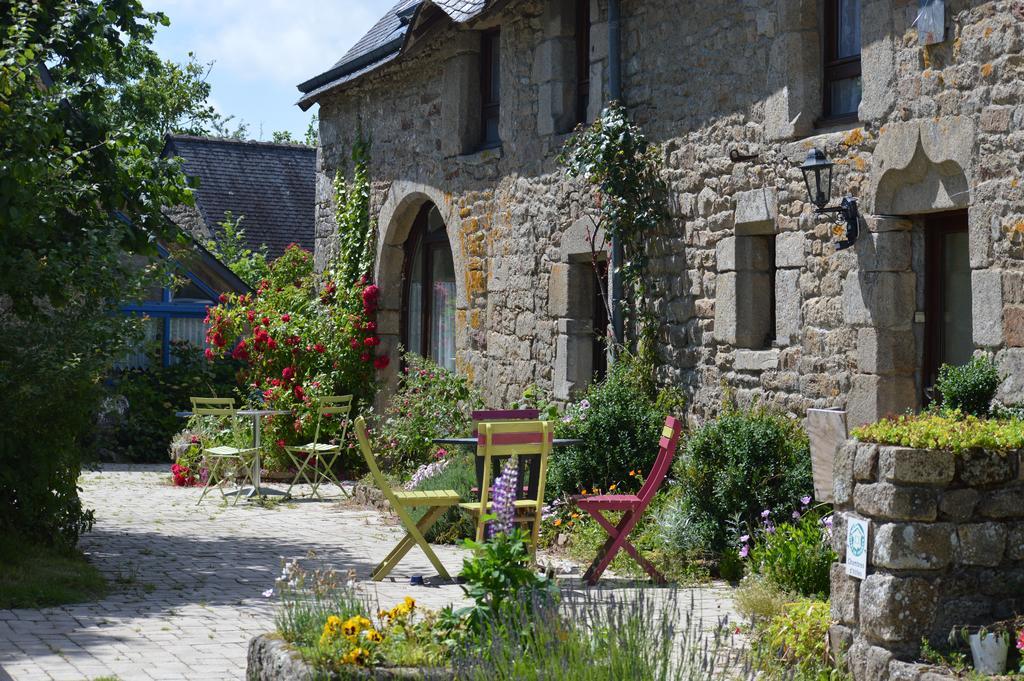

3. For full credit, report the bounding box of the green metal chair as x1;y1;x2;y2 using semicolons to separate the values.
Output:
284;395;354;499
191;397;259;505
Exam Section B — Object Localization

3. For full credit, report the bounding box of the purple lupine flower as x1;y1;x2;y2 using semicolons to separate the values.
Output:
487;458;519;538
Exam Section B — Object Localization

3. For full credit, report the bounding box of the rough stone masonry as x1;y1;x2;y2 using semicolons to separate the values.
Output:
303;0;1024;422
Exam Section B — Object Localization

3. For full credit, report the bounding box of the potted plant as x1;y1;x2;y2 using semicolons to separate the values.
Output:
951;625;1011;675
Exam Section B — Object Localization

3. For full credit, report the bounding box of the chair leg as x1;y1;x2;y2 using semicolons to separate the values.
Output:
582;508;664;584
373;505;451;581
285;451;313;498
317;451;349;498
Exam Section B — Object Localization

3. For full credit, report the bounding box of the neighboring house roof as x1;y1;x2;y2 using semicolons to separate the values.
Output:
162;135;316;258
296;0;492;109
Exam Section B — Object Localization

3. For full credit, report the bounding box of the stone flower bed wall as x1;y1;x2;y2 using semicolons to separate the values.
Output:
830;441;1024;681
247;634;448;680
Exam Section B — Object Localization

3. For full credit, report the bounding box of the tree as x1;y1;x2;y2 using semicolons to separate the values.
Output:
0;0;217;549
205;212;270;287
272;130;295;144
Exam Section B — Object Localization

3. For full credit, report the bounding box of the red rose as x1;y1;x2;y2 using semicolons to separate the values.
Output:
364;321;377;332
270;378;282;387
263;388;274;400
212;332;225;348
314;343;325;353
261;316;270;326
293;384;305;401
281;314;290;322
363;337;377;347
231;341;249;361
373;355;390;370
218;294;228;304
204;348;214;360
349;338;360;349
276;439;286;449
267;338;278;350
246;310;256;322
282;366;295;381
360;352;371;362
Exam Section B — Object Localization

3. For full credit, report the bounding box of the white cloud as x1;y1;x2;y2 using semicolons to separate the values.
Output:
149;0;381;87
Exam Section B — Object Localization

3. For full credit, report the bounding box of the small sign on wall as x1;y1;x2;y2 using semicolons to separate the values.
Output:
917;0;945;45
846;515;869;579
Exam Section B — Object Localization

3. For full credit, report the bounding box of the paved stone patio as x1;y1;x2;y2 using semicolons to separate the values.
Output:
0;465;738;680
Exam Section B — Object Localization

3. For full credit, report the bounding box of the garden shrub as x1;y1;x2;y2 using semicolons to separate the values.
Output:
745;504;836;599
372;353;483;474
935;355;1001;417
549;355;677;501
94;343;239;463
733;573;789;625
852;412;1024;452
753;599;847;681
673;406;812;554
204;245;387;471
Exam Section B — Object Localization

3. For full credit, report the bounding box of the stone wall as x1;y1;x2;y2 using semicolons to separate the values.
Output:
313;0;1024;416
830;441;1024;681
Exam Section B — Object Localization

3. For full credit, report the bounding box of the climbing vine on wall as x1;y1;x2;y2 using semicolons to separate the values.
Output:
331;136;375;289
558;102;667;365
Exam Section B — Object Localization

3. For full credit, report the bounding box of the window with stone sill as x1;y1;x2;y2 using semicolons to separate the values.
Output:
823;0;862;121
480;28;501;149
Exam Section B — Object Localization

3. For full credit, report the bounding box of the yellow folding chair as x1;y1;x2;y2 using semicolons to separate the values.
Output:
353;417;461;581
284;395;353;499
190;397;259;505
459;420;553;559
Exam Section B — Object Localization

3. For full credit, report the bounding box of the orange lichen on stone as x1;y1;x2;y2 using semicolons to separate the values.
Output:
1008;220;1024;235
464;268;486;298
469;309;482;330
459;206;471;218
853;155;868;171
981;63;994;78
843;127;865;147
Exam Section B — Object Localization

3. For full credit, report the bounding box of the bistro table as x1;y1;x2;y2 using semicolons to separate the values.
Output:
177;408;290;499
432;437;584;501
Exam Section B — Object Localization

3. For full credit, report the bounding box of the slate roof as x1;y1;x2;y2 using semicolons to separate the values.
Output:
296;0;492;109
163;135;316;258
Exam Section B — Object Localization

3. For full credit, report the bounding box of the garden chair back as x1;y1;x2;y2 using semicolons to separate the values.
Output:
574;415;682;584
459;420;553;555
470;409;540;499
188;396;258;505
284;395;353;499
353;416;461;581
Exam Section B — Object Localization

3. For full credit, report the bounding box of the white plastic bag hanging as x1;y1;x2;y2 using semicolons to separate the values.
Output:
916;0;945;45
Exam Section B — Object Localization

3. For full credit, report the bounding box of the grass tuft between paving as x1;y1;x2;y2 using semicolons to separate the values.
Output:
0;533;107;609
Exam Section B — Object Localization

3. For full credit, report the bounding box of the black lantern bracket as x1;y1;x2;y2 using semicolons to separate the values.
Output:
816;197;859;251
799;147;860;251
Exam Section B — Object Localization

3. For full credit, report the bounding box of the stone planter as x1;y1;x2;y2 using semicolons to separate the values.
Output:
830;441;1024;681
352;482;390;514
968;632;1009;675
247;634;449;680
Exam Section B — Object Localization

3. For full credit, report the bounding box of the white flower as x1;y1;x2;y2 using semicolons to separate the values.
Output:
262;589;274;598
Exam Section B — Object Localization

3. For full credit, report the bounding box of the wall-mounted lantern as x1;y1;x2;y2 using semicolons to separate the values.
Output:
799;148;859;251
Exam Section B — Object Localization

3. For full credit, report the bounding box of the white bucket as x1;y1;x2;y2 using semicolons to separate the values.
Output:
969;632;1008;675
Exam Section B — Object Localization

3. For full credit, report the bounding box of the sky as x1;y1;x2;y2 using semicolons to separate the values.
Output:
146;1;386;141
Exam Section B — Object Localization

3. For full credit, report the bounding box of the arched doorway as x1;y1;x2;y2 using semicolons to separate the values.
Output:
401;203;457;371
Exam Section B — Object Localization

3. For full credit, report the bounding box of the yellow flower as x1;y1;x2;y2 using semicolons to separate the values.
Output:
364;628;383;643
319;615;345;647
570;513;580;520
341;615;372;642
629;470;636;477
342;647;371;666
553;519;562;527
609;484;617;491
403;596;416;611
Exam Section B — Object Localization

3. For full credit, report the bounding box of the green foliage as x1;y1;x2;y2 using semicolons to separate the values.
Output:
305;113;319;146
549;355;671;500
457;529;556;633
412;452;477;543
0;533;107;608
271;130;295;144
852;412;1024;452
733;574;790;625
935;356;1001;417
673;406;812;554
748;509;836;599
373;353;483;473
274;559;365;650
559;103;667;354
205;212;270;287
206;246;382;471
0;0;221;548
331;136;375;290
753;599;848;681
95;344;239;463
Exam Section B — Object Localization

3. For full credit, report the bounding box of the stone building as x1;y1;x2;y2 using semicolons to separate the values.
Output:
296;0;1024;426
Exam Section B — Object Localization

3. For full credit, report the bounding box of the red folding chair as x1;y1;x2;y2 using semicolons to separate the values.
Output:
573;416;683;585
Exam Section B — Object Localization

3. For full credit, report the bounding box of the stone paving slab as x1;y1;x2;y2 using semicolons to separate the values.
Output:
0;465;738;680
